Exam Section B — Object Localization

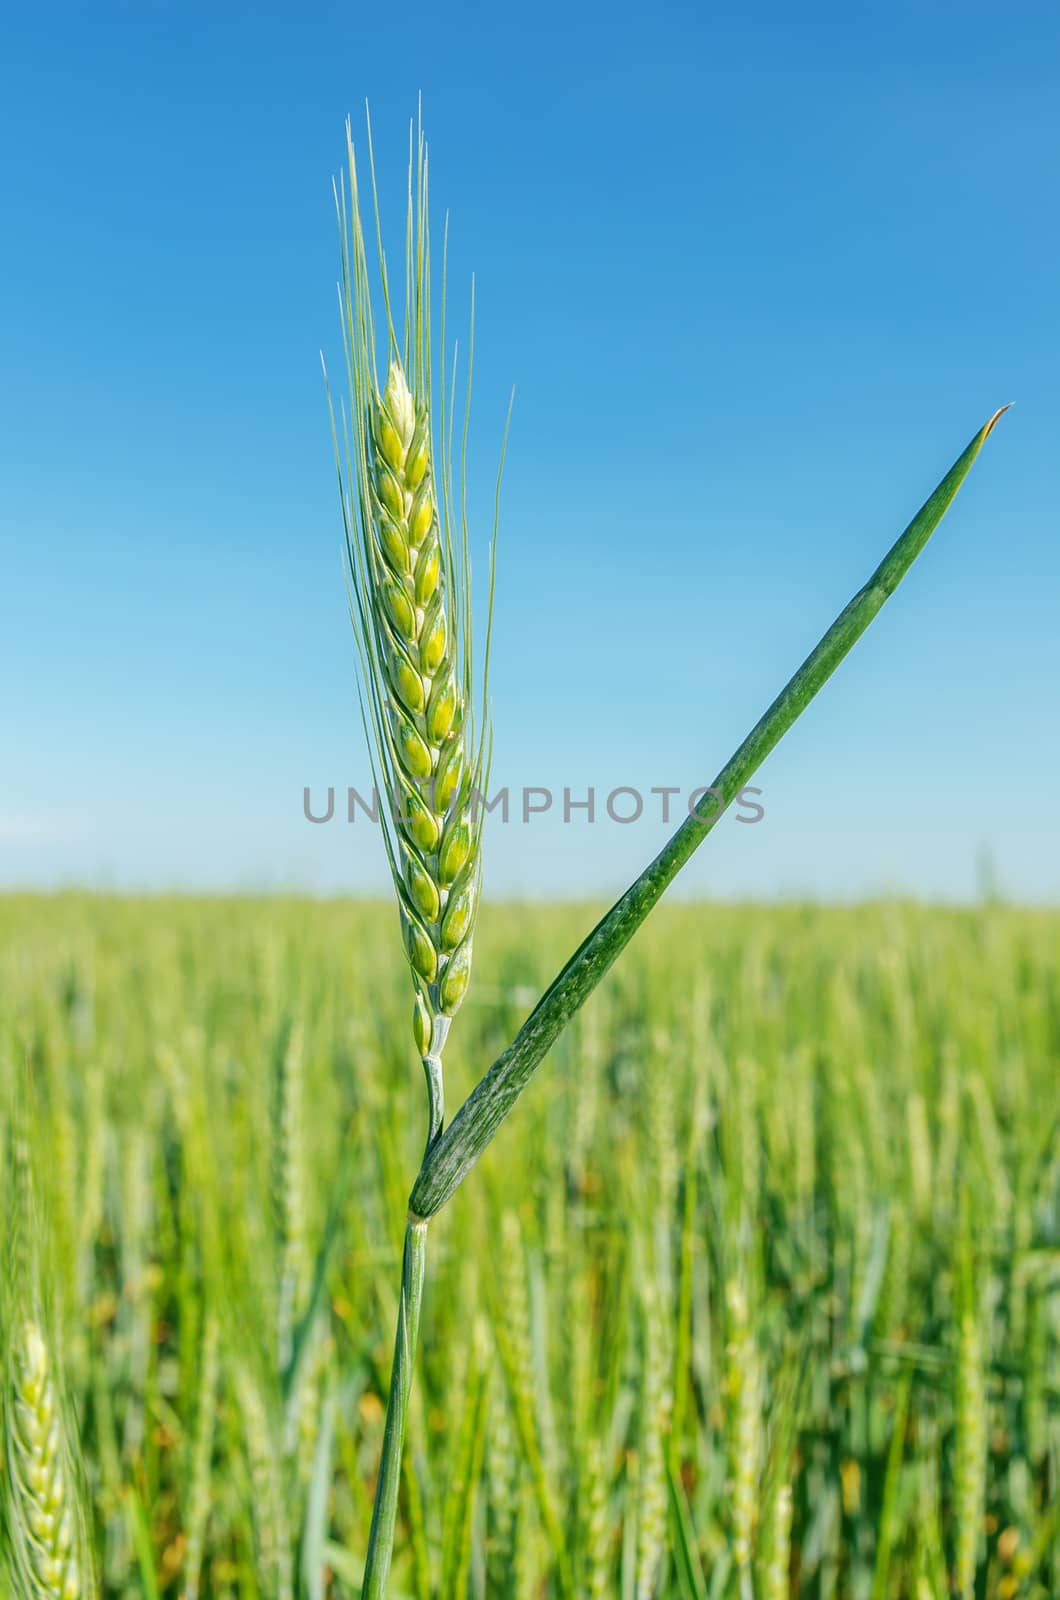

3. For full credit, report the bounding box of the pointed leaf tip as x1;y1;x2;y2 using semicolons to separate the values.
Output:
982;403;1013;440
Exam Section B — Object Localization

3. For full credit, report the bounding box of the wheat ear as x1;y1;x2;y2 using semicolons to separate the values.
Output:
364;357;480;1087
725;1269;762;1590
953;1256;986;1599
5;1321;85;1600
2;1108;94;1600
327;110;497;1151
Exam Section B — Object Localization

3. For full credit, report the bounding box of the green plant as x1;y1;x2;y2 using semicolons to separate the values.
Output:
325;107;504;1596
326;106;1009;1593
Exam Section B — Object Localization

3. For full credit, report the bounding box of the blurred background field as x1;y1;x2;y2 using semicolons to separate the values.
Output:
1;893;1057;1597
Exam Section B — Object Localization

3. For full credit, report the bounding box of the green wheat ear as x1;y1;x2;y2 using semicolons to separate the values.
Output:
6;1322;84;1600
2;1098;96;1600
326;109;503;1148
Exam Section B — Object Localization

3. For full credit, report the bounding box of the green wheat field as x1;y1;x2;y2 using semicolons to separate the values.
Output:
1;893;1058;1598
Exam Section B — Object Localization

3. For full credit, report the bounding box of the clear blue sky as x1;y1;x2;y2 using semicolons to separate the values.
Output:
2;1;1057;901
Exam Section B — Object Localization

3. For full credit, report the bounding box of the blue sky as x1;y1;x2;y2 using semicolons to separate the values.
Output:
2;1;1057;901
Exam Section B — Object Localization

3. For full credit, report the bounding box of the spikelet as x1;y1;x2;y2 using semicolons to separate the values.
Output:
485;1377;518;1592
512;1477;539;1600
182;1312;219;1600
566;1258;594;1456
232;1363;292;1600
953;1296;986;1599
270;1022;307;1375
761;1483;792;1600
117;1130;152;1467
724;1274;762;1576
291;1325;329;1490
5;1321;86;1600
634;1277;670;1600
328;113;504;1145
2;1105;95;1600
582;1436;612;1600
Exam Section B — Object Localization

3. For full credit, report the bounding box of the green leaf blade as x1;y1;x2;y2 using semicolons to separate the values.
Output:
410;410;1008;1219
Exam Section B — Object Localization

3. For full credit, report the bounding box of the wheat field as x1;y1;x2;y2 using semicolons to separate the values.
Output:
0;893;1057;1597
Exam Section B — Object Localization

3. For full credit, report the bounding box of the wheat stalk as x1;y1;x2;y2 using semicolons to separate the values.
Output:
325;106;503;1597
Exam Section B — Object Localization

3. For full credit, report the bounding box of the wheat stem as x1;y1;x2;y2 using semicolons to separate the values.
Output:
361;1220;428;1599
328;105;502;1593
